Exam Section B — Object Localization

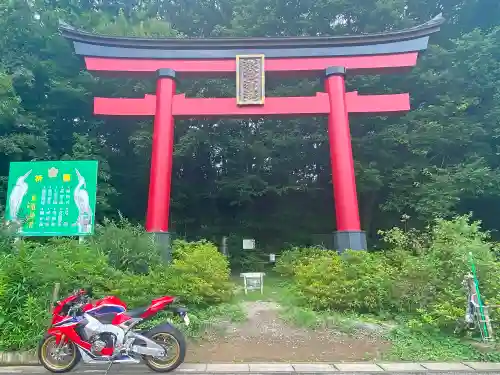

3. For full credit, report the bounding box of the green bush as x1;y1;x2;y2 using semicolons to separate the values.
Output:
91;217;162;274
384;215;500;330
113;239;233;308
226;235;270;272
0;227;233;351
290;249;394;313
0;244;50;350
274;246;326;277
168;239;233;305
0;239;121;350
281;215;500;331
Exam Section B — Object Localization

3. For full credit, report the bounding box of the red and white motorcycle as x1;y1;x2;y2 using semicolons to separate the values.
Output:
38;288;189;374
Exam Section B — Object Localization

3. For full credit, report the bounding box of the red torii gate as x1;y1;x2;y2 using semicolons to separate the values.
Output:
60;14;443;251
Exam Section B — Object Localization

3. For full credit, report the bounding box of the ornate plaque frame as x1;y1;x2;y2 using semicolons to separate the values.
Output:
236;54;265;106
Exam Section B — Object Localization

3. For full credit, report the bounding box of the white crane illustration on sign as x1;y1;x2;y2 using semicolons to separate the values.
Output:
8;169;32;224
74;168;92;234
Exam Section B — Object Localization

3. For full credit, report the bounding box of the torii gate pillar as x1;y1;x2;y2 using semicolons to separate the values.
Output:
325;67;366;250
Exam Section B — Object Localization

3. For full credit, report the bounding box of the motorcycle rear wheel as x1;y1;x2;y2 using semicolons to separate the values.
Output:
143;325;186;372
38;334;81;373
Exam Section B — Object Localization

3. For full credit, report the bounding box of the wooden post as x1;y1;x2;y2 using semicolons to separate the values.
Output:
48;282;61;327
50;283;60;309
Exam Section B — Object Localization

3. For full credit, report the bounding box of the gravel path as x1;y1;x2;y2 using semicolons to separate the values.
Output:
186;301;389;362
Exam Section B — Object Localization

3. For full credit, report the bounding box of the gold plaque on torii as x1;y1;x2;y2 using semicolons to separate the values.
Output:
236;54;265;106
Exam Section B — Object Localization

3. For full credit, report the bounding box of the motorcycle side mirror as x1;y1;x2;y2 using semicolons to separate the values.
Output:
85;287;93;298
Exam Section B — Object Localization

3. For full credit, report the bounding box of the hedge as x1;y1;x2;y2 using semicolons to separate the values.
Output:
276;215;500;331
0;219;232;351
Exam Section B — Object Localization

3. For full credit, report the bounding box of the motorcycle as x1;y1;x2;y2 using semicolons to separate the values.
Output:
38;288;189;374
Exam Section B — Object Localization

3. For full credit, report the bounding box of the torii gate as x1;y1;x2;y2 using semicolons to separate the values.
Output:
60;14;444;251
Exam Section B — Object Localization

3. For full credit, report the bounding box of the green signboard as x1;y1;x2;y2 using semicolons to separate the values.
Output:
5;160;98;237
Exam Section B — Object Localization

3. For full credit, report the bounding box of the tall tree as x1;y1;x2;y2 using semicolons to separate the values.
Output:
0;0;499;246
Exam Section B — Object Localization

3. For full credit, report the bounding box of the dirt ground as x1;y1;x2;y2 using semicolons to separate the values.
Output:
185;301;390;362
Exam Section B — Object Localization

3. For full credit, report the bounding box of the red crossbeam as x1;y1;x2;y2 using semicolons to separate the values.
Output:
85;53;418;77
94;92;410;118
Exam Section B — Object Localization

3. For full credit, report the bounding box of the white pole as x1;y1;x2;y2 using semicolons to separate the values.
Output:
222;236;228;256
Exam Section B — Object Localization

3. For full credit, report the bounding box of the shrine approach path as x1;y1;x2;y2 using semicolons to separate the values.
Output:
185;301;389;362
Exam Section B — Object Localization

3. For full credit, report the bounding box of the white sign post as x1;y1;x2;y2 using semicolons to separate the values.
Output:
240;272;265;295
242;238;255;250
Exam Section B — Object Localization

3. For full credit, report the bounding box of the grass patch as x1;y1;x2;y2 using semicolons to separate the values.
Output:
182;303;247;339
231;272;389;335
384;327;500;362
231;271;292;303
141;302;246;340
280;305;390;335
282;305;500;361
280;306;356;333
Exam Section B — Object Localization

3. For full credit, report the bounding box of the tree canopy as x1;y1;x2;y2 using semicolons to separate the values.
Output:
1;0;499;248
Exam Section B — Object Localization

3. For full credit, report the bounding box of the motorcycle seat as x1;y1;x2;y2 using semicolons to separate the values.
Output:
127;306;149;318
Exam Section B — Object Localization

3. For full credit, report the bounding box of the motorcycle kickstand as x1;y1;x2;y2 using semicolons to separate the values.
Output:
104;360;114;375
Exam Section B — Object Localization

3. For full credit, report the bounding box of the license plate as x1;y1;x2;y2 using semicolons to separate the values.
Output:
183;313;190;326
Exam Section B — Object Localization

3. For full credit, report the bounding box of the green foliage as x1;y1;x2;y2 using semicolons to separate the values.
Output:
230;251;268;272
274;246;326;277
280;305;366;334
384;215;500;330
0;0;499;247
180;303;246;339
115;239;233;307
281;215;500;331
385;327;500;362
0;225;233;351
91;216;162;274
169;239;233;305
289;249;394;314
224;235;263;272
0;238;125;350
0;244;50;350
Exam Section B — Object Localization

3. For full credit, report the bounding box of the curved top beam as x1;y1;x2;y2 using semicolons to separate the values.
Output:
59;15;444;60
60;15;444;49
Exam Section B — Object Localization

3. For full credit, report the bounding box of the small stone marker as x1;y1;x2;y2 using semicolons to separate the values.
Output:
240;272;265;295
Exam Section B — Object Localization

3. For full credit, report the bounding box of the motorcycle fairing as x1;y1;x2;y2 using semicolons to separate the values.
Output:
47;294;177;360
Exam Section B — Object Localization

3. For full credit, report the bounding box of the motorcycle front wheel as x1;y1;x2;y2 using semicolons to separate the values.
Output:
38;334;81;373
143;325;186;372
